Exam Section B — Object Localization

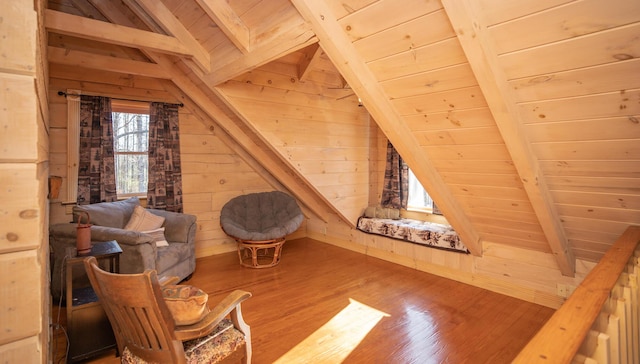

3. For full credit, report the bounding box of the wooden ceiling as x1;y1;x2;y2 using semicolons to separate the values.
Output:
45;0;640;277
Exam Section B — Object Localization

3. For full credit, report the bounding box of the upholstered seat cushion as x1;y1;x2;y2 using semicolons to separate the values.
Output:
220;191;303;241
121;319;245;364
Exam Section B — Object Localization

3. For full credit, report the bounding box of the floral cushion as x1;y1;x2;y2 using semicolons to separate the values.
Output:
121;319;245;364
356;216;469;253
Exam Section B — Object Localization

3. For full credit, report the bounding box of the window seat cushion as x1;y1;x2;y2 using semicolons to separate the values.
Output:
356;216;469;253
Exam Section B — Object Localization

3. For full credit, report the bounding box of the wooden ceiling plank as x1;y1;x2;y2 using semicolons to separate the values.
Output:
441;0;575;276
86;0;333;222
88;0;152;31
195;0;251;53
205;22;318;85
298;43;322;82
47;46;168;79
68;0;108;22
126;0;211;73
290;0;483;256
44;9;193;59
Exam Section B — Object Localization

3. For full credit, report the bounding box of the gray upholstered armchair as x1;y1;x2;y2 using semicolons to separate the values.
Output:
49;197;196;300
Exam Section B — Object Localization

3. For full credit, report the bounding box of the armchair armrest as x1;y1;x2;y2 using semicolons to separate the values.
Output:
174;290;252;341
147;209;197;244
49;223;155;246
90;225;155;246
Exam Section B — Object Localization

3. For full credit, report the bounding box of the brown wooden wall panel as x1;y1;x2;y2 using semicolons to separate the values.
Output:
217;64;371;223
47;73;275;256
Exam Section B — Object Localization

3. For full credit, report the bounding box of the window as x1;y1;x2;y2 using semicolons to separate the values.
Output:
407;168;434;212
112;101;150;197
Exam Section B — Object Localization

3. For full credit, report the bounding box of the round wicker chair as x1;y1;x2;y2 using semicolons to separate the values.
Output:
220;191;304;268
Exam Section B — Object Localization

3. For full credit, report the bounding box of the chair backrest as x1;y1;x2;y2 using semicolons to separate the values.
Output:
84;256;187;363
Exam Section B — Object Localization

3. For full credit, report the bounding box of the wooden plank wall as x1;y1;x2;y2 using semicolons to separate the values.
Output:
332;0;552;254
0;1;49;362
216;53;372;223
306;212;595;309
47;66;286;257
478;0;640;262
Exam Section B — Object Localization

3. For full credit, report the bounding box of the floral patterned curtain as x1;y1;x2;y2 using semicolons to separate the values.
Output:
147;102;183;212
77;96;117;204
380;141;408;209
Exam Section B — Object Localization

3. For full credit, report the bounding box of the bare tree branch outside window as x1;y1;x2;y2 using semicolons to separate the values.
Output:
112;112;149;196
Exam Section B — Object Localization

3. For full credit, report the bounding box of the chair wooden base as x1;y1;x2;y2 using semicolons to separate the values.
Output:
237;237;286;268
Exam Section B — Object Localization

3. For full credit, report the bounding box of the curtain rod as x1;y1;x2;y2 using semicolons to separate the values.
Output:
57;91;184;107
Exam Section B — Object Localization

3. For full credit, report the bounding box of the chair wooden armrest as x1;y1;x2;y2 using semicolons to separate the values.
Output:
159;275;181;287
174;290;252;342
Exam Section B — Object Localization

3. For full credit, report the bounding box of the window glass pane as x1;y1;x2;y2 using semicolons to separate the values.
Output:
112;113;149;152
407;169;433;209
112;112;149;195
115;154;148;195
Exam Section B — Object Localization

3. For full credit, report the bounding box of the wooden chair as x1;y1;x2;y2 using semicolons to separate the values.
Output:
83;256;252;363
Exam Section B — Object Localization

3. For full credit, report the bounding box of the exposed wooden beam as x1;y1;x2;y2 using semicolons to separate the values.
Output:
206;22;318;85
441;0;575;276
290;0;483;256
44;9;193;60
125;0;211;73
195;0;251;53
47;46;168;79
297;43;322;82
67;1;333;222
159;80;312;217
149;54;332;222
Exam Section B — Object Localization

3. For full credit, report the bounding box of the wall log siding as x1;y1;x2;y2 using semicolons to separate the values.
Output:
0;1;48;362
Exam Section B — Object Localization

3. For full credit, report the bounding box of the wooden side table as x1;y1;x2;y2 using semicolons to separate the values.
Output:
65;240;122;363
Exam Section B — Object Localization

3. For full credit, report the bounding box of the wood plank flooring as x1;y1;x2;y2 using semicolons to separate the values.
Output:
52;238;554;363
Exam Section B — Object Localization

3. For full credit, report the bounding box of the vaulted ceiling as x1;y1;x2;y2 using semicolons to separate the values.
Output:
45;0;640;277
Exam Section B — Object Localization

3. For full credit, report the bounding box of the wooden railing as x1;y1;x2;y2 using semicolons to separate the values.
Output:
514;226;640;364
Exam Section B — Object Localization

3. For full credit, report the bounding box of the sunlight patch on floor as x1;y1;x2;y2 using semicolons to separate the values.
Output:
274;298;390;364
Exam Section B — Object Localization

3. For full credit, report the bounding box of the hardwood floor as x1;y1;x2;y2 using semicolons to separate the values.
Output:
52;238;554;363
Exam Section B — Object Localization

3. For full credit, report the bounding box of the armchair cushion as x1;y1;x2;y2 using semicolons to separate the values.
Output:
73;197;140;228
144;227;169;247
125;205;165;231
220;191;303;241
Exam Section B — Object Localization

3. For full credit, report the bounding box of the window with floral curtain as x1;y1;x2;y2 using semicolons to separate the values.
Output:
380;141;408;209
147;102;183;212
77;96;117;204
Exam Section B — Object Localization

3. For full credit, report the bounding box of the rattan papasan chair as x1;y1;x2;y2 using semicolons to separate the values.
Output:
220;191;304;268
